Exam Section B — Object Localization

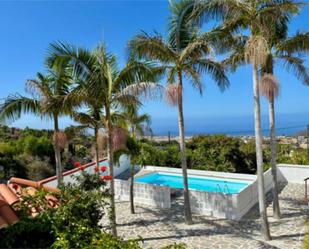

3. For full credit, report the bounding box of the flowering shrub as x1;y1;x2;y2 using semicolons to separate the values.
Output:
94;166;100;173
73;161;81;167
0;172;187;249
101;175;112;181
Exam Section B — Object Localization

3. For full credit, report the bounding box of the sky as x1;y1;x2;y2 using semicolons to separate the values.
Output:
0;0;308;135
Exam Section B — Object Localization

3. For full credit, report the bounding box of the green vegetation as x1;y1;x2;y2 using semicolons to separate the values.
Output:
0;172;185;249
0;125;93;181
0;0;308;243
303;221;309;249
134;136;256;174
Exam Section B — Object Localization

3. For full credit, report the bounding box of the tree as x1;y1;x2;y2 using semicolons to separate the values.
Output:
125;106;152;138
260;31;309;219
0;62;72;186
120;108;152;214
190;0;302;240
48;42;160;236
129;0;229;224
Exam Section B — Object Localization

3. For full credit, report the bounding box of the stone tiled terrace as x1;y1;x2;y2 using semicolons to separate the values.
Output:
103;183;308;249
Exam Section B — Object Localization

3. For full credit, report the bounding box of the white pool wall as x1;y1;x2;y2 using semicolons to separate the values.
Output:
142;166;273;220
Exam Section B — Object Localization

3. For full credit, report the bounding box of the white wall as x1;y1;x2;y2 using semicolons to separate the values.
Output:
44;155;131;188
277;164;309;183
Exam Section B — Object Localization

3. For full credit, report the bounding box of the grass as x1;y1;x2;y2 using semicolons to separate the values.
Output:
303;220;309;249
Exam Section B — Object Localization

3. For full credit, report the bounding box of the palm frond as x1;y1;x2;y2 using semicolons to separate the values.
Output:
128;32;176;63
120;82;164;101
168;0;196;50
193;59;230;91
115;60;160;89
73;112;98;129
276;31;309;55
26;73;52;99
278;55;309;84
0;94;41;123
182;65;203;94
47;41;93;80
179;35;212;63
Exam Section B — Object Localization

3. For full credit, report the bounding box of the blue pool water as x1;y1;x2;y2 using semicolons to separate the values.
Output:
135;172;249;194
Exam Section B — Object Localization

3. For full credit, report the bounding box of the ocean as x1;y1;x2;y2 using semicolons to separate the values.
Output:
151;113;309;136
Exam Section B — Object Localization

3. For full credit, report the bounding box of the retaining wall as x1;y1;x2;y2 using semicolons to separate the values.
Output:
188;169;273;220
114;179;170;209
277;164;309;183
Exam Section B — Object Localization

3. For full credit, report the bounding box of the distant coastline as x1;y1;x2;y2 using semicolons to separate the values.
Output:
151;113;309;136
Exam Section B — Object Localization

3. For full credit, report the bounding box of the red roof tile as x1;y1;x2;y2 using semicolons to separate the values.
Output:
0;159;105;229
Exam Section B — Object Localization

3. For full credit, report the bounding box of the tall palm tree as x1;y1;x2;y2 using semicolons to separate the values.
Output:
48;42;160;236
190;0;302;240
129;0;229;224
0;63;72;186
260;31;309;219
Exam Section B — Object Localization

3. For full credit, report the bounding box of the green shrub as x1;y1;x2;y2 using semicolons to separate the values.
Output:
26;157;55;181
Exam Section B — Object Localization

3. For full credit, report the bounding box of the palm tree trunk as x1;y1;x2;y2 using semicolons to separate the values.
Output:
269;95;281;219
177;70;192;225
253;64;271;240
53;114;63;186
129;164;135;214
94;127;100;168
106;107;117;236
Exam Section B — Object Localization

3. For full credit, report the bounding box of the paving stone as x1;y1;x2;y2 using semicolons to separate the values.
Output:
101;183;308;248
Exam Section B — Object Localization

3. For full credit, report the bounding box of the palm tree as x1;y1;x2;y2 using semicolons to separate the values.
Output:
125;106;152;138
0;63;72;186
129;0;229;224
190;0;302;240
73;108;103;168
122;107;152;214
260;31;309;219
48;42;160;236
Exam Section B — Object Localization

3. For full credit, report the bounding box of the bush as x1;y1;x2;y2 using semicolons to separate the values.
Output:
136;136;257;174
26;157;55;181
0;172;187;249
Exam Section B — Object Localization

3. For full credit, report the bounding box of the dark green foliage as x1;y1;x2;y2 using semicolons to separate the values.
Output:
187;135;247;172
0;172;187;249
0;125;93;181
136;136;257;174
0;214;55;248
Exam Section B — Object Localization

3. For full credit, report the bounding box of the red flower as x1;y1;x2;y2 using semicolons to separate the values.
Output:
100;175;112;181
80;166;86;171
74;162;81;167
100;166;107;172
94;167;99;173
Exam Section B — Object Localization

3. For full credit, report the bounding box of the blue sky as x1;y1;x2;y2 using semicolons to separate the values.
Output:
0;1;308;135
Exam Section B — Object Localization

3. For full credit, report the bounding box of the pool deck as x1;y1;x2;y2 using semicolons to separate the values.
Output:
102;183;308;249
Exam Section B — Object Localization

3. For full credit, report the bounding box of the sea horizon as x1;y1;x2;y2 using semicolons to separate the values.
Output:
151;113;309;136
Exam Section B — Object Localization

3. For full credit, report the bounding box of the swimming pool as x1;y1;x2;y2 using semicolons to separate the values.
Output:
135;172;249;194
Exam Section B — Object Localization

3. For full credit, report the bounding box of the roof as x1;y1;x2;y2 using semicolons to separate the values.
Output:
0;159;107;229
0;177;60;229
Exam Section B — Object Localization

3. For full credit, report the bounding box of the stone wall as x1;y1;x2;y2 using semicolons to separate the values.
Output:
189;189;235;218
114;179;171;209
